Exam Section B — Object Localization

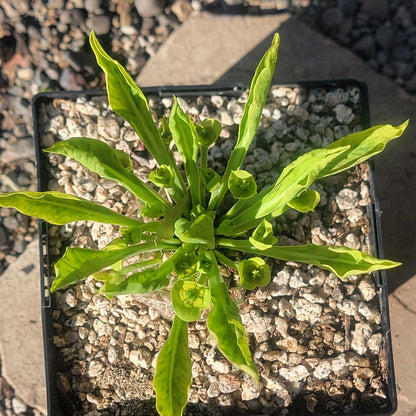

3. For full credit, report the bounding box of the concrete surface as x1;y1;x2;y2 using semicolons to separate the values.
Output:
0;239;47;414
1;10;415;416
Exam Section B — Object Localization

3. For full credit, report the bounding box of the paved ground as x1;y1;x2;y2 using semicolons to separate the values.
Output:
1;10;415;416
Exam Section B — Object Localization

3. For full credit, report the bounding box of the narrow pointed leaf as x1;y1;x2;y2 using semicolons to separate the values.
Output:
169;97;201;206
154;316;192;416
209;33;280;211
101;245;186;297
217;146;347;235
205;252;259;382
320;121;408;177
89;31;185;200
0;191;141;227
45;137;170;212
217;239;401;278
51;242;167;292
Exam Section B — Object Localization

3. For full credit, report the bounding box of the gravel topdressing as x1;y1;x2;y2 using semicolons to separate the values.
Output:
36;84;392;415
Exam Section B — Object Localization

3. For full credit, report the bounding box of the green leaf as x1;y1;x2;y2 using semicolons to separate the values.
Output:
149;164;175;188
205;252;259;382
217;239;401;278
238;257;271;290
287;189;320;213
218;146;347;235
174;214;215;248
92;245;185;297
45;137;170;213
320;121;408;177
100;268;170;297
196;118;222;146
155;195;189;244
51;242;166;291
228;170;257;200
208;33;280;211
171;280;211;322
249;219;277;250
154;316;192;416
89;31;185;201
169;97;201;206
0;191;141;227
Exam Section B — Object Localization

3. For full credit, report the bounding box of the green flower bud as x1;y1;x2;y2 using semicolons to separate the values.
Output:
159;115;172;144
249;219;278;250
201;168;221;192
196;118;222;146
149;164;175;188
174;252;198;278
121;227;143;244
238;257;271;290
171;280;211;322
228;170;257;200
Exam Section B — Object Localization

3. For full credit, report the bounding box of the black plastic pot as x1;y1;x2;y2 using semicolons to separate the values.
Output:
32;81;397;416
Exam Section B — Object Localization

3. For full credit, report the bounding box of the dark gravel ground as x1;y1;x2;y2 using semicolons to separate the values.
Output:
1;0;415;414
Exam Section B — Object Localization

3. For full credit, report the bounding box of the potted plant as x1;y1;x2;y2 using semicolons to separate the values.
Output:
1;31;406;416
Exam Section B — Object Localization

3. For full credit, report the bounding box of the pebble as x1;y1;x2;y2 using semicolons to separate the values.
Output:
11;398;27;414
336;188;359;210
86;15;112;35
134;0;166;17
279;365;309;382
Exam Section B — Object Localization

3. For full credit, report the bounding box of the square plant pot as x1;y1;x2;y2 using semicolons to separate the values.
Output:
33;81;397;416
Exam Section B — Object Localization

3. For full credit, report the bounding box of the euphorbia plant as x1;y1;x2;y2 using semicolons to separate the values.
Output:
0;31;407;415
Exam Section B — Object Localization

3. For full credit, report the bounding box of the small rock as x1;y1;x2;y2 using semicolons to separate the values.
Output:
337;299;359;316
135;0;166;17
360;0;388;21
351;322;373;354
344;233;360;249
336;188;359;210
86;15;112;35
1;138;35;163
171;0;193;22
337;0;357;16
334;103;355;124
88;360;104;377
352;36;376;60
321;8;343;32
107;346;118;364
374;25;394;50
279;365;309;382
290;298;322;324
12;397;27;414
84;0;103;13
241;377;260;400
129;348;151;368
358;278;376;301
392;45;413;63
313;360;332;379
2;216;18;230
